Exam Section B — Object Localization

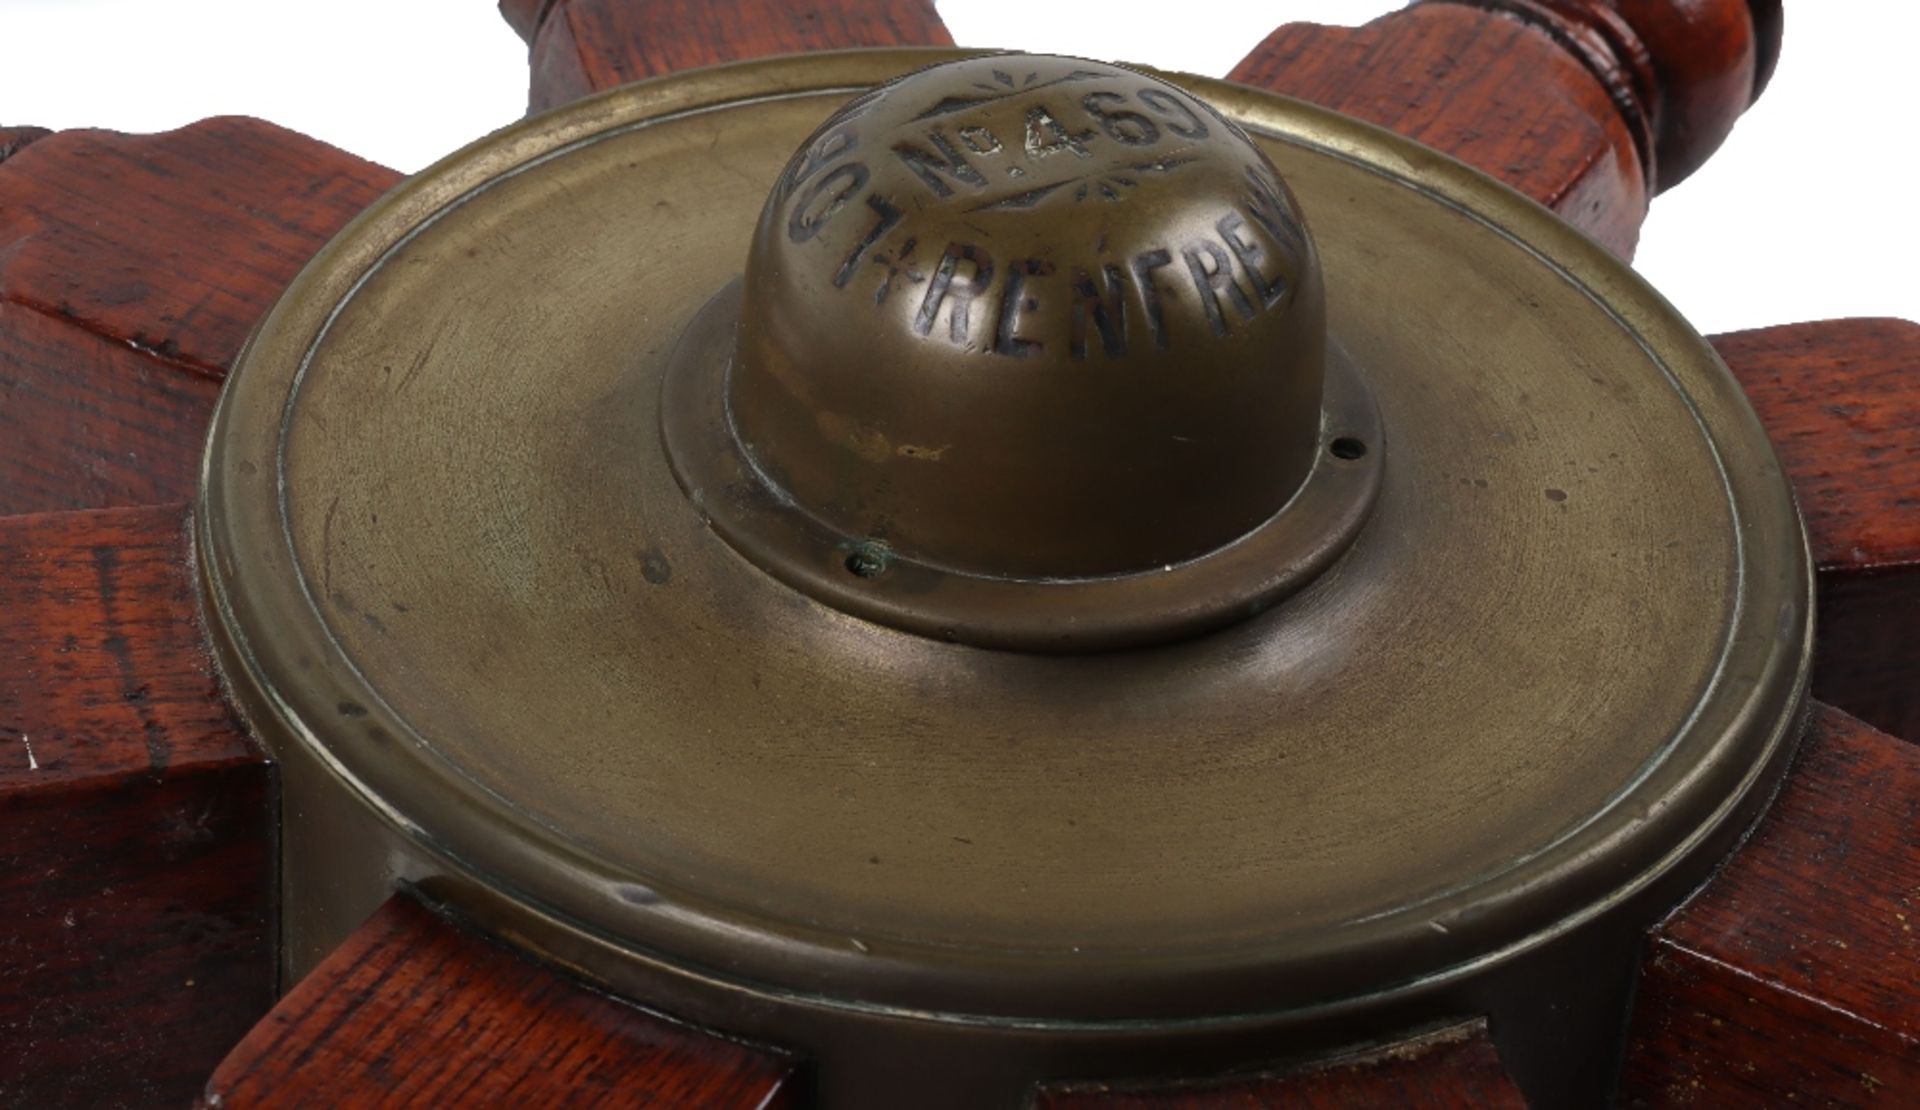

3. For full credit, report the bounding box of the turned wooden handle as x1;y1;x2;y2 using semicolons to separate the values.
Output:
1425;0;1780;190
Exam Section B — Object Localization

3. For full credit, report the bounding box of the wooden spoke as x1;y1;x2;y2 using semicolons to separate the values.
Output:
201;893;799;1109
504;1;1776;260
1621;703;1920;1101
507;0;953;113
0;304;218;516
0;118;399;378
0;120;399;513
1036;1022;1524;1107
1230;4;1646;258
1232;1;1770;259
0;126;49;162
0;506;271;1107
1427;0;1769;191
1713;318;1920;743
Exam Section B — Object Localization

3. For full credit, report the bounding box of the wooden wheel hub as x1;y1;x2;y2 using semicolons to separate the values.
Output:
196;49;1810;1108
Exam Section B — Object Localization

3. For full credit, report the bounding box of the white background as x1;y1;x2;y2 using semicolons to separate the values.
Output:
0;0;1912;335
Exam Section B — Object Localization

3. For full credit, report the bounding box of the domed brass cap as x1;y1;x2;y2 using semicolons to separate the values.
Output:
736;55;1324;578
663;56;1382;650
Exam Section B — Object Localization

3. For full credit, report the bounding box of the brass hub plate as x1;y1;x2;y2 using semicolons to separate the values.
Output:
199;50;1812;1106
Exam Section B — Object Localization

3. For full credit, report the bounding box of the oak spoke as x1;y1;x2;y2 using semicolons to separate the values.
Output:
0;119;399;512
1229;4;1647;257
0;506;271;1106
1621;703;1919;1100
0;117;399;378
1714;318;1920;742
202;893;799;1108
0;304;218;515
1231;0;1772;257
510;0;953;113
0;125;49;163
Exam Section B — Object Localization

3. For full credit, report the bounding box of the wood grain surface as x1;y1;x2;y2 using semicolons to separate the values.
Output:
1424;0;1765;191
0;125;50;163
0;119;399;514
1038;1021;1524;1108
1231;3;1647;257
200;893;799;1109
1715;318;1920;743
515;0;953;112
0;303;219;516
0;506;271;1107
0;117;399;379
1621;703;1919;1104
507;0;1782;260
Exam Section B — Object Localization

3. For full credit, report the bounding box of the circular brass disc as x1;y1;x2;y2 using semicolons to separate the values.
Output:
199;50;1811;1104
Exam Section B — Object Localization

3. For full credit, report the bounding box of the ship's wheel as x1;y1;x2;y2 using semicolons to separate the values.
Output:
2;3;1914;1108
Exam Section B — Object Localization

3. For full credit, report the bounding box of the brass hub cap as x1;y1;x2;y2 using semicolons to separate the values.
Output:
199;50;1812;1108
663;55;1380;650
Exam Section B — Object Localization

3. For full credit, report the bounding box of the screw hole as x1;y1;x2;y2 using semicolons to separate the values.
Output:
1329;437;1368;461
845;543;890;579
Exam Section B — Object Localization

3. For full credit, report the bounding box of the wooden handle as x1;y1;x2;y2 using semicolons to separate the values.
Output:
1232;3;1650;256
1422;0;1775;191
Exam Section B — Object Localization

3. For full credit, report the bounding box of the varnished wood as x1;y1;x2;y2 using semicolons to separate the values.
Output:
1037;1021;1524;1107
0;120;400;514
514;0;953;112
0;506;271;1107
1621;704;1919;1103
0;125;49;163
1230;4;1648;258
0;117;399;379
1748;0;1782;96
1714;319;1920;743
498;0;556;42
1603;0;1763;188
202;893;799;1109
1430;1;1765;191
1817;570;1920;747
506;0;1780;261
0;506;247;786
0;303;218;516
